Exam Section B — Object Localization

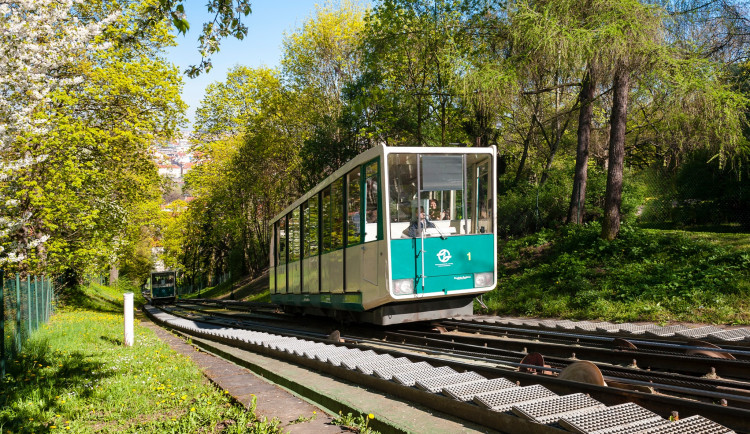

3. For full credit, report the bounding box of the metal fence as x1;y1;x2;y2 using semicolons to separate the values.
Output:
176;271;231;297
635;164;750;231
1;271;55;379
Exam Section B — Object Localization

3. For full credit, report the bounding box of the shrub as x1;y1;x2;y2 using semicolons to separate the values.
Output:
497;161;647;237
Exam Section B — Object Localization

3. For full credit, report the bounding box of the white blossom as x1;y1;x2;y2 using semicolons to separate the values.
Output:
0;0;119;266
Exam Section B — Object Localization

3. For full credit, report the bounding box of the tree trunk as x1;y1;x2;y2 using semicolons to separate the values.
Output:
601;65;630;240
514;121;535;185
568;64;596;224
109;263;119;286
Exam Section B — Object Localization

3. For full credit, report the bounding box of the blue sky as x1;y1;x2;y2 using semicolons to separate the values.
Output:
165;1;323;129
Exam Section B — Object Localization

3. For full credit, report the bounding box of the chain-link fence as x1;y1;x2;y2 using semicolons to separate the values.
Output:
175;271;231;297
635;163;750;231
1;271;55;379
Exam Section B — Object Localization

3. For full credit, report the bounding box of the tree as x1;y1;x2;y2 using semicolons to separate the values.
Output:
193;66;280;143
0;0;118;269
601;64;632;239
361;0;474;146
281;1;369;185
598;1;750;239
140;0;253;77
1;0;186;283
173;63;303;281
568;64;596;224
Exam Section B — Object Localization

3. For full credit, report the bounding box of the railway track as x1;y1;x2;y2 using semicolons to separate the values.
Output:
149;301;745;433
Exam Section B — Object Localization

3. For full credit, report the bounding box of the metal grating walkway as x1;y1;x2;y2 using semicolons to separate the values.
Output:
146;306;736;433
442;377;517;402
373;361;433;380
559;402;663;434
415;371;487;393
635;415;735;434
392;366;458;387
511;393;605;424
473;384;558;412
491;317;750;343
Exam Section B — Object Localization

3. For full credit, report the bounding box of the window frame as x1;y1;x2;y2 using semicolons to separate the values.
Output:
363;158;382;242
345;166;362;247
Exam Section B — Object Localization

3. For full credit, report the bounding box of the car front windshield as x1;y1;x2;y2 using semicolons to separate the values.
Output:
388;152;492;239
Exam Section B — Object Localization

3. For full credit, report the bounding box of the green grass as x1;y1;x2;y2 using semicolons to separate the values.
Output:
179;279;233;300
657;229;750;251
0;284;282;433
482;223;750;324
332;411;379;434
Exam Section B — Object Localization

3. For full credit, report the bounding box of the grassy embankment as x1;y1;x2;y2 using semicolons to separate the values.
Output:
484;223;750;324
0;283;282;433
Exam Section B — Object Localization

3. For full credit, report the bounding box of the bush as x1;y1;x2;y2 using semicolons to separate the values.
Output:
497;161;647;237
496;169;571;237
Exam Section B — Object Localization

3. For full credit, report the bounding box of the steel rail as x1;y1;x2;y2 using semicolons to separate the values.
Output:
429;325;750;378
383;330;750;409
443;319;750;355
171;303;750;396
150;304;750;433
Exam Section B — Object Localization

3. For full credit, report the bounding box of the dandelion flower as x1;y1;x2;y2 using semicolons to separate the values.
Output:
368;413;374;419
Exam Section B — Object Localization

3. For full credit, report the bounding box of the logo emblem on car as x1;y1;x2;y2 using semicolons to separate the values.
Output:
437;249;452;263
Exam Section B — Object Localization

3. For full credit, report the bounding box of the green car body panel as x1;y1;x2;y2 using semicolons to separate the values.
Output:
390;234;494;293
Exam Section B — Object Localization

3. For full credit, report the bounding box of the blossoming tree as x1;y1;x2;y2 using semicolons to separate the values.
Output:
0;0;116;267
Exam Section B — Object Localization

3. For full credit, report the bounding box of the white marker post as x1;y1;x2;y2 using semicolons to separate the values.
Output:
123;292;134;347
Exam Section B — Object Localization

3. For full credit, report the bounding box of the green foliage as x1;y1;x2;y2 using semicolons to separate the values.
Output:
282;2;371;187
0;0;185;283
173;4;374;283
141;0;253;77
56;281;144;313
637;152;750;229
193;66;280;142
487;224;750;323
497;161;647;237
359;0;476;146
497;168;572;237
178;0;750;290
674;152;750;228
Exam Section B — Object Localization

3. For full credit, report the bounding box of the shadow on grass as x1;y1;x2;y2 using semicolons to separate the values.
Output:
179;270;270;302
0;338;114;432
100;335;123;346
639;222;748;233
56;286;122;313
231;271;269;301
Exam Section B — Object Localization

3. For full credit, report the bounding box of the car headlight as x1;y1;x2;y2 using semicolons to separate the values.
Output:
391;278;414;295
474;272;494;288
